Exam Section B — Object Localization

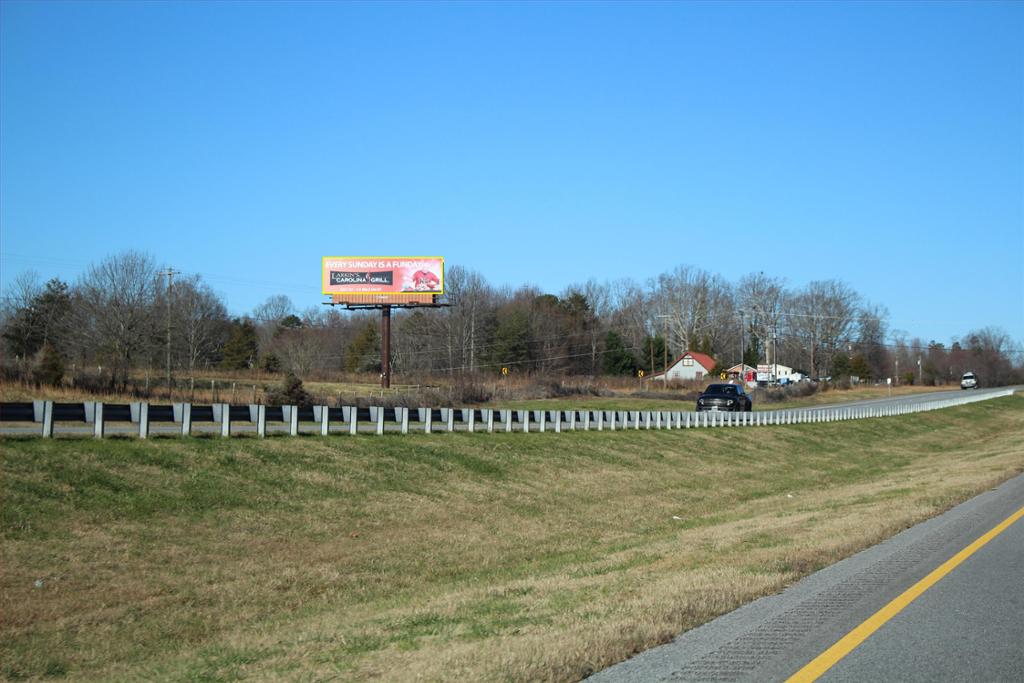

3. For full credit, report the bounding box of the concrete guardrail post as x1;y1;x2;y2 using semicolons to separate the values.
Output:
42;400;54;438
139;402;150;439
467;409;475;433
181;403;192;436
425;408;432;434
257;405;267;437
320;405;331;436
554;411;561;433
94;402;105;439
342;406;354;435
446;409;455;433
221;403;231;437
375;408;385;435
400;407;409;434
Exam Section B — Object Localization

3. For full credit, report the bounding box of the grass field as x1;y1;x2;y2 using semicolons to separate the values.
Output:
2;396;1022;681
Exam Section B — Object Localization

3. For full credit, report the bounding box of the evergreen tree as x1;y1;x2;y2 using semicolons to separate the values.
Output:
3;278;71;358
850;353;870;379
742;338;760;369
832;352;851;378
602;331;636;376
487;308;530;368
640;334;668;374
220;319;259;369
345;323;380;373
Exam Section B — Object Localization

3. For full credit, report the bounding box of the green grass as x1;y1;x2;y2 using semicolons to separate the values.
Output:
1;396;1022;681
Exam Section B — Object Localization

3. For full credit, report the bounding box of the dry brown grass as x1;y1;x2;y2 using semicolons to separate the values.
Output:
1;397;1022;681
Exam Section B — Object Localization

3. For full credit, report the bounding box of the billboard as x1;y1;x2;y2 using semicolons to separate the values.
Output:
322;257;444;296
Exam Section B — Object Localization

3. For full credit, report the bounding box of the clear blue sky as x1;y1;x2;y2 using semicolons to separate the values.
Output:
2;1;1022;346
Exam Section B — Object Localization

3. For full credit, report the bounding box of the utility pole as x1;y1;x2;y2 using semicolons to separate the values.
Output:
648;337;654;383
662;315;669;378
381;305;392;389
773;327;778;385
739;309;745;377
655;314;671;385
159;268;179;398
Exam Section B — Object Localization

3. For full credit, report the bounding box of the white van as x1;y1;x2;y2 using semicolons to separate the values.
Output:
960;372;978;390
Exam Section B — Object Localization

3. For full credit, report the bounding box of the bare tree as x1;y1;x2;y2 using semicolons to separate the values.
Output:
964;326;1015;385
649;266;732;358
173;276;229;372
276;325;328;376
252;294;295;324
737;272;786;365
441;266;493;373
856;303;890;379
606;277;646;348
70;251;160;386
579;278;612;374
252;294;296;360
787;280;859;378
1;270;42;318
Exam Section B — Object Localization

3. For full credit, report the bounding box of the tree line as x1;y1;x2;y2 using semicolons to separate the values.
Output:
3;250;1021;388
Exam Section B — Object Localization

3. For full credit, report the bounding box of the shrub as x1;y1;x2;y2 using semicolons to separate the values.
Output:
33;343;65;387
265;372;314;407
754;381;819;404
260;353;282;373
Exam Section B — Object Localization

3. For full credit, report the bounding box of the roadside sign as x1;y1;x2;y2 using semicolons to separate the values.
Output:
720;372;727;380
501;367;509;376
637;370;645;378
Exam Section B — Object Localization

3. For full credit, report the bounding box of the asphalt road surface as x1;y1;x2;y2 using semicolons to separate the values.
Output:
589;472;1024;682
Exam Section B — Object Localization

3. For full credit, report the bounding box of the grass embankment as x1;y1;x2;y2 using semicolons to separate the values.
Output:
2;396;1022;681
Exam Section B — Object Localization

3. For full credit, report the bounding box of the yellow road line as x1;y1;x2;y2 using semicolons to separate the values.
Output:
787;504;1024;682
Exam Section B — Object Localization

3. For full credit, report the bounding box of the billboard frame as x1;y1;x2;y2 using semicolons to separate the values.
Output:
322;256;449;389
321;256;445;299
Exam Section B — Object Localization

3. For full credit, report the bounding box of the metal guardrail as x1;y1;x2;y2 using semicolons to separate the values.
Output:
0;389;1015;438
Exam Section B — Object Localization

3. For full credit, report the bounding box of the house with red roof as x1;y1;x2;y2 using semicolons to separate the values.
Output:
649;351;716;382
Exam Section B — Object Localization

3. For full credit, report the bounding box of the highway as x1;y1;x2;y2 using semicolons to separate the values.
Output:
589;470;1024;682
0;387;1014;437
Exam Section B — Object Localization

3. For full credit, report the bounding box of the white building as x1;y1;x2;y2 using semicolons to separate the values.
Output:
650;352;717;382
764;364;806;383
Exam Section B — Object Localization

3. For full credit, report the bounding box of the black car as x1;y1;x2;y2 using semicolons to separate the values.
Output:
696;383;752;412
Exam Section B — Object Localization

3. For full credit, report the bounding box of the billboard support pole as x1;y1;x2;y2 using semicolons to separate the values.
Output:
381;305;392;389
